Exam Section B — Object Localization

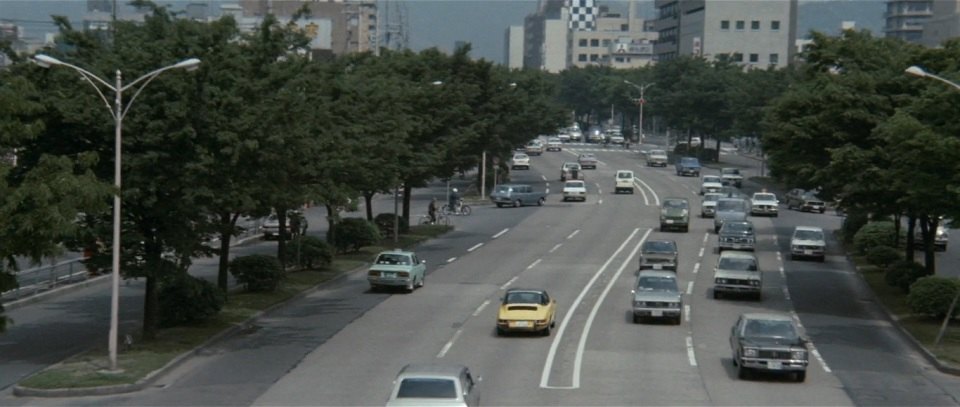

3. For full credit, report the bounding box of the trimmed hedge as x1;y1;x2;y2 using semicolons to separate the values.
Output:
865;245;901;269
284;235;334;270
908;276;960;318
159;275;224;328
331;218;381;253
841;211;869;244
885;259;930;293
230;254;284;292
854;221;897;255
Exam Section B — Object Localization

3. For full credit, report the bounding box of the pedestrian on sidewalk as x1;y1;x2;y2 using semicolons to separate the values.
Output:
428;198;438;224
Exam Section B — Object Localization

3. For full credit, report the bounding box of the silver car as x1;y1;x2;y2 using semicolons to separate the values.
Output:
701;193;723;218
638;240;678;271
729;313;809;382
714;198;749;233
386;364;481;407
631;270;682;324
718;221;756;252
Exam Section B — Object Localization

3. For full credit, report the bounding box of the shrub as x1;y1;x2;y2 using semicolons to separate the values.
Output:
908;276;960;318
854;221;897;255
159;275;224;328
230;254;284;292
331;218;382;253
865;245;901;269
284;235;334;270
885;260;929;293
373;213;408;238
841;211;869;244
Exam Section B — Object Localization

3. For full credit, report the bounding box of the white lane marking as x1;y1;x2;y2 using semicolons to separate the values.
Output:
542;175;547;181
698;247;705;257
492;228;509;239
686;281;694;295
811;348;832;373
597;199;603;205
777;252;782;261
567;230;580;239
693;263;700;274
436;329;463;358
703;233;709;243
549;243;562;253
467;243;483;252
500;276;519;290
446;257;457;263
633;177;660;206
684;305;691;322
632;179;650;205
686;336;698;366
472;300;490;317
546;182;550;187
783;286;792;301
570;229;649;389
546;188;550;194
779;266;786;278
541;228;644;389
527;259;542;270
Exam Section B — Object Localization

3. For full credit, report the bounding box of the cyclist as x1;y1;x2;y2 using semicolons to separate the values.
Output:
449;188;461;214
428;198;438;224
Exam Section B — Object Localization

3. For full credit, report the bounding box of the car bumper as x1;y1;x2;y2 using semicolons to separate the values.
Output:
497;319;550;332
660;219;688;228
719;241;755;251
639;263;677;271
800;204;825;212
580;163;597;169
632;307;681;318
751;207;778;216
740;357;808;372
714;284;760;294
563;193;587;201
791;247;825;258
368;277;413;287
648;159;667;166
677;168;700;176
722;178;743;186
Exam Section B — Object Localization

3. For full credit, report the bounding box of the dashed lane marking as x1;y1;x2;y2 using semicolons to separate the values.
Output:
541;175;547;181
527;259;542;270
467;243;483;252
693;262;700;274
549;243;562;253
686;281;694;295
446;257;456;263
472;300;490;317
783;286;791;301
436;329;463;358
698;247;705;257
492;228;509;239
684;305;691;322
500;276;518;290
567;230;580;239
686;336;698;366
703;233;709;243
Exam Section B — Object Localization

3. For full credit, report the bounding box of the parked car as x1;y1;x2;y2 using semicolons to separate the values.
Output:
615;170;635;194
562;180;588;202
490;184;546;208
700;175;724;195
913;224;949;251
790;226;826;262
718;220;756;253
675;156;701;177
784;188;825;213
660;198;690;232
511;153;530;170
646;149;669;167
638;240;678;272
560;162;584;181
631;270;682;324
386;363;481;407
367;249;426;292
713;250;762;300
750;192;779;217
524;140;544;156
557;131;571;143
701;192;723;218
720;168;744;188
714;198;749;233
546;137;562;151
729;313;809;382
578;153;598;169
496;288;557;336
261;210;305;240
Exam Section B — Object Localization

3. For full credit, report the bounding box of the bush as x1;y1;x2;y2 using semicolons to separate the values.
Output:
159;275;224;328
841;211;869;244
885;260;930;293
908;276;960;318
373;213;408;238
854;221;897;255
284;235;334;270
230;254;284;292
331;218;382;253
865;245;901;269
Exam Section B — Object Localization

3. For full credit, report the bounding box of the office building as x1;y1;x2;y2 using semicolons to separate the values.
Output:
885;0;933;43
505;25;524;69
240;0;378;55
921;0;960;46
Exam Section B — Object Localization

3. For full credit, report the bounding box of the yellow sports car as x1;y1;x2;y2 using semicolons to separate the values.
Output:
496;288;557;336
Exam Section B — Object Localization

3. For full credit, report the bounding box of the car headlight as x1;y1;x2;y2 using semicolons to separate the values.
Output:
750;280;761;286
792;350;806;360
743;348;758;357
715;278;727;284
747;238;755;243
537;319;548;324
397;271;409;277
633;300;643;307
368;271;379;277
497;319;507;325
670;302;681;308
681;209;689;217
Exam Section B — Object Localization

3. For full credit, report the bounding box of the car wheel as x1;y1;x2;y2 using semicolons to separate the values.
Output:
542;325;551;336
755;292;763;301
496;203;503;208
819;208;825;214
674;316;682;325
417;275;425;288
405;281;414;293
538;197;545;206
683;225;689;232
514;199;521;208
795;371;807;382
632;314;641;324
713;290;721;299
496;327;504;336
737;364;750;380
818;256;826;263
714;226;720;233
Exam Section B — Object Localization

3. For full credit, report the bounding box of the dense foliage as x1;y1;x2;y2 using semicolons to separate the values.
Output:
159;275;225;328
230;254;284;292
908;276;960;318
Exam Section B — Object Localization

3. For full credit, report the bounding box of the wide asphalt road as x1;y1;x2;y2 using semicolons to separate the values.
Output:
4;142;960;406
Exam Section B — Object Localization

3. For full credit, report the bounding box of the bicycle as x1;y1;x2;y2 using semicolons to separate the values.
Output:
419;213;451;225
441;200;472;216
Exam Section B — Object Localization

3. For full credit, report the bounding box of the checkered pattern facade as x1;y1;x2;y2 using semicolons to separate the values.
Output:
568;0;597;31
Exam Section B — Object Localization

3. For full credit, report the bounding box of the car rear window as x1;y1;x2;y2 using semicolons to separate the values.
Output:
636;276;678;292
618;172;633;179
719;257;757;271
794;230;823;240
397;378;457;399
565;181;584;188
643;241;676;253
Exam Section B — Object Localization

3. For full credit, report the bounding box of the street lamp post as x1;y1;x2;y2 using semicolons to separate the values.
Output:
34;54;200;371
624;80;654;142
905;65;959;347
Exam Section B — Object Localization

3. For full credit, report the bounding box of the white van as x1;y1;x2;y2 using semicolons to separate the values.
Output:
615;170;635;194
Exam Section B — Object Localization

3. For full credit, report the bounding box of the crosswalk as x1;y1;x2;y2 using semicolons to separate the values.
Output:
562;143;641;154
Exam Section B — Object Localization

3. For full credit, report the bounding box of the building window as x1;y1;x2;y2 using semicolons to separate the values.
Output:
621;24;629;31
590;39;600;47
736;20;745;30
590;54;599;61
751;20;760;30
615;57;625;63
771;20;780;31
749;53;759;63
732;53;743;62
579;38;588;46
769;53;779;65
721;20;730;30
602;39;611;46
578;54;587;61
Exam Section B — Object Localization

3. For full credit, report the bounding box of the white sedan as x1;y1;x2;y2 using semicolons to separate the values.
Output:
700;175;724;195
750;192;779;217
511;153;530;170
562;180;587;202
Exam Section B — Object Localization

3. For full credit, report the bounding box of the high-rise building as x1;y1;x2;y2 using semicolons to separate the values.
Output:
920;0;960;46
653;0;797;69
504;25;524;69
240;0;378;55
885;0;933;43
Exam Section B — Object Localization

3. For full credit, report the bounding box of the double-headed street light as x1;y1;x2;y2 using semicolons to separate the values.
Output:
624;80;654;142
34;53;200;371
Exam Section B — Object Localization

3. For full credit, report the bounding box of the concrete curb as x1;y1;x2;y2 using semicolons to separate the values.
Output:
13;261;372;398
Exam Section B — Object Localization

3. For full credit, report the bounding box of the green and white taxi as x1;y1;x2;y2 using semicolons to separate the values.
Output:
367;249;426;292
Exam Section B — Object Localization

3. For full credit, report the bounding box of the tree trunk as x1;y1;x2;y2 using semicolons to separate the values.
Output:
893;212;902;249
364;191;375;221
402;183;413;232
216;211;238;294
924;216;938;275
276;208;288;270
142;274;159;340
325;203;338;248
906;215;916;263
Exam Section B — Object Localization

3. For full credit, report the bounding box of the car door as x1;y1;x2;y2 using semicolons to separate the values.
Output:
729;316;743;356
463;369;479;406
413;254;425;280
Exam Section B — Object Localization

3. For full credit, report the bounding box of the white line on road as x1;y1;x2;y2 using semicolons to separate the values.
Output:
467;243;483;252
597;199;603;205
783;286;792;301
686;281;694;295
811;348;832;373
633;177;660;206
633;179;650;205
549;243;562;253
500;276;518;290
472;300;490;317
541;175;547;181
446;257;457;263
684;305;691;322
436;329;463;358
541;228;645;389
698;247;705;257
686;336;698;366
779;266;785;278
492;228;509;239
703;233;709;243
777;252;782;261
693;262;701;274
567;230;580;239
527;259;542;270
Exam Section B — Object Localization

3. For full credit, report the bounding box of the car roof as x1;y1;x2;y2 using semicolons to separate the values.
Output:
498;183;530;188
794;225;823;232
398;363;467;378
740;312;794;322
719;251;756;259
663;197;688;202
704;193;723;199
506;287;546;294
638;270;677;278
378;249;414;256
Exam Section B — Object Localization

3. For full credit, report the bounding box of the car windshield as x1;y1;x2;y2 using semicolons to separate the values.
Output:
703;194;722;203
650;150;666;156
754;193;776;201
723;168;740;175
580;154;595;159
663;200;687;209
396;378;457;399
376;253;410;265
681;158;698;165
565;182;585;188
744;319;799;341
794;230;823;240
724;223;753;234
564;163;579;169
703;176;721;184
494;185;513;193
514;154;528;159
505;291;545;304
618;172;633;179
717;200;745;212
643;241;676;253
719;257;757;271
636;276;678;292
